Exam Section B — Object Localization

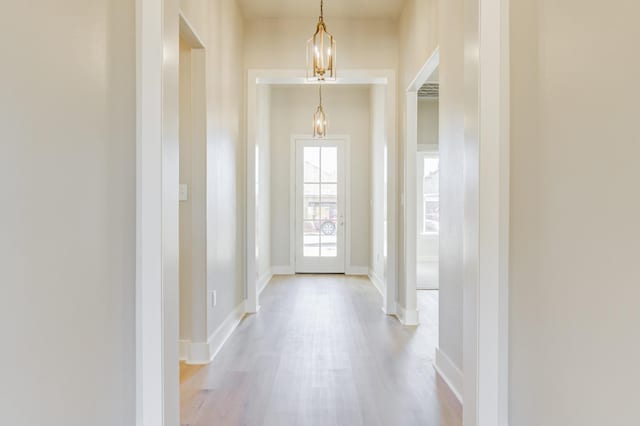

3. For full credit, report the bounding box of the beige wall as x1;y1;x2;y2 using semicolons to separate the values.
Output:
510;0;640;424
0;1;136;424
179;38;194;341
180;0;246;339
245;18;398;70
178;32;208;347
397;0;439;311
418;99;439;146
398;0;439;89
270;86;371;269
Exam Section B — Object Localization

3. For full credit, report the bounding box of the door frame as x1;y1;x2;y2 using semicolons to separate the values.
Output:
290;135;351;274
401;0;510;424
246;70;398;315
404;48;440;326
135;0;181;424
463;0;511;424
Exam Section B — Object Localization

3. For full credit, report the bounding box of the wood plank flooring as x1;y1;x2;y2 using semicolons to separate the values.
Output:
180;275;462;426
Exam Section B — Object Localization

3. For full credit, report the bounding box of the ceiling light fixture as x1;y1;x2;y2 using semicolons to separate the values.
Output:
306;0;336;81
313;85;328;138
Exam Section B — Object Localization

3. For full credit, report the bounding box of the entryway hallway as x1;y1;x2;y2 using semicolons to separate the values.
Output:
180;275;461;425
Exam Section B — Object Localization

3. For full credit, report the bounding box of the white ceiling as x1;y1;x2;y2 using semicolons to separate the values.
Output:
239;0;406;19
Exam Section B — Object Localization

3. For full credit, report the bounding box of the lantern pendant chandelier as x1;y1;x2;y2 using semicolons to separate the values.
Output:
306;0;336;81
313;85;328;139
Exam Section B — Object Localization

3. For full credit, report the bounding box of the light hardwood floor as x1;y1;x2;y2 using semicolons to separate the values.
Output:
180;275;462;426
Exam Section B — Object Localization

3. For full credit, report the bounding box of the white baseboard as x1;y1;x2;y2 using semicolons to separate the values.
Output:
382;302;398;317
257;269;273;295
346;265;369;275
368;269;385;298
245;299;261;314
271;265;295;275
272;265;370;276
398;304;420;326
435;347;464;404
185;302;246;365
368;270;398;316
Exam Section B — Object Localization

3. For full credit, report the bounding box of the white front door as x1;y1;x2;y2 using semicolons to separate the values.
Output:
295;138;346;273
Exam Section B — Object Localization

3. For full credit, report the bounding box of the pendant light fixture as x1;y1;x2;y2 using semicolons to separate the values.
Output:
306;0;336;81
313;85;328;138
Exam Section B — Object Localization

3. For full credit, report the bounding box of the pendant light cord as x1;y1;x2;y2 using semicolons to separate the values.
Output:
319;85;323;107
320;0;324;19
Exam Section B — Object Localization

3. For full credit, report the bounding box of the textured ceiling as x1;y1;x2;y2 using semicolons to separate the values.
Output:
239;0;406;19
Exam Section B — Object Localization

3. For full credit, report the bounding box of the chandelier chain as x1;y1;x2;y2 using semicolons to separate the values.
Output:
320;0;324;19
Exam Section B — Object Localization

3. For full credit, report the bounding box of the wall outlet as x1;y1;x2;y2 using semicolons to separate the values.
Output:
210;291;217;308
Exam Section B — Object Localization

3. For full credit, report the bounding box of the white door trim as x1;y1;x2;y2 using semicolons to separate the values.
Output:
463;0;511;424
291;136;350;274
247;69;398;315
135;1;181;425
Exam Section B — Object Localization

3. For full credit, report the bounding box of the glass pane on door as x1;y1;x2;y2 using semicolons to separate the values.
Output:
303;146;339;258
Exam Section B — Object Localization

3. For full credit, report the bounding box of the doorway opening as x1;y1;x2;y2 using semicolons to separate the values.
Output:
416;96;440;292
177;8;208;380
246;72;398;315
403;49;440;327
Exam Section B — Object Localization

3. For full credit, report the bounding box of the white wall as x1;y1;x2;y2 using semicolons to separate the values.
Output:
270;85;371;271
438;0;465;373
0;1;135;424
510;0;640;424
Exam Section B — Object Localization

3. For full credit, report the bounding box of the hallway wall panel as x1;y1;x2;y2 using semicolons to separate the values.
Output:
0;1;136;424
510;0;640;424
180;0;247;343
397;0;440;314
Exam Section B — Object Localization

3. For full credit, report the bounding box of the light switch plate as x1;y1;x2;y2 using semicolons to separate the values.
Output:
179;184;189;201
